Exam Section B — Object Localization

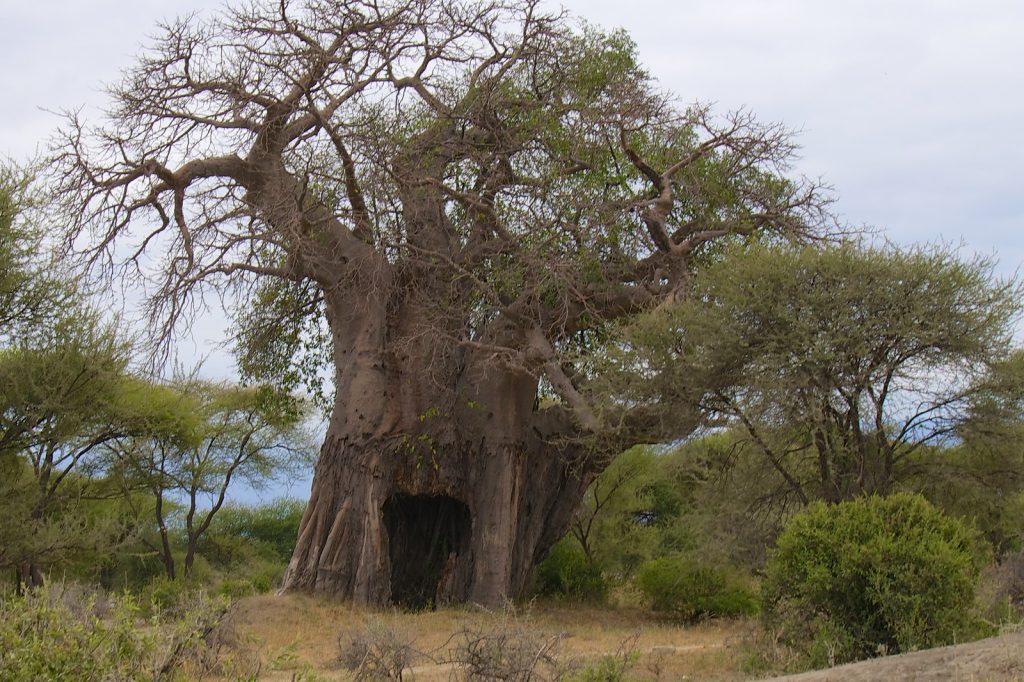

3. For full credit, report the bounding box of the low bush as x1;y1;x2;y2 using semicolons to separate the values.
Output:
534;539;608;603
635;556;757;622
0;582;232;681
337;619;420;681
145;575;203;615
0;586;151;681
762;493;988;667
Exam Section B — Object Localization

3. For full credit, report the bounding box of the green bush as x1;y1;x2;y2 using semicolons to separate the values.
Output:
217;574;274;600
201;498;305;565
145;575;202;615
534;539;608;603
0;586;153;681
762;493;988;667
0;582;229;681
635;556;757;622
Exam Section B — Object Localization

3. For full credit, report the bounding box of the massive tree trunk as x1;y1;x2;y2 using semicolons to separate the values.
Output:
283;433;591;606
282;289;596;606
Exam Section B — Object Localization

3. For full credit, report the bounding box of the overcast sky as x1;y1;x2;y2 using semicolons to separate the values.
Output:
3;0;1023;358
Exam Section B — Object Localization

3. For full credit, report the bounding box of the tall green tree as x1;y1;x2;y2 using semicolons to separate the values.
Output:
0;164;197;589
601;243;1022;506
113;380;313;580
0;166;129;588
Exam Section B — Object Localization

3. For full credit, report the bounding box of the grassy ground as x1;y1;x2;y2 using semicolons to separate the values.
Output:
217;593;754;680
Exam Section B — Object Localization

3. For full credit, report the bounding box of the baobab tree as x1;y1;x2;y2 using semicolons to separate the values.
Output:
53;0;830;606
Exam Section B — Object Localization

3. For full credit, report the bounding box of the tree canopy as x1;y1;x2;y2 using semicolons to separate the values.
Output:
602;243;1022;506
52;0;830;442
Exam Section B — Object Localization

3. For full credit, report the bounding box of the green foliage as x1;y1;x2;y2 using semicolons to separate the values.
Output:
0;312;130;458
113;377;314;581
762;493;988;666
659;431;791;570
0;313;145;576
571;446;668;578
0;586;153;681
921;350;1024;555
0;170;204;580
975;550;1024;632
145;576;203;614
599;242;1023;505
0;583;229;681
566;433;787;586
234;278;333;413
635;557;757;623
217;576;271;600
0;163;76;341
202;498;306;565
534;539;609;603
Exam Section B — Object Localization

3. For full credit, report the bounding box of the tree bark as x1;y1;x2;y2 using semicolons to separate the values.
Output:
283;429;593;606
282;295;597;606
154;489;177;580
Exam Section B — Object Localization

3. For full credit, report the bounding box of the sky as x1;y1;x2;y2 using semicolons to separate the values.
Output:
2;1;1023;500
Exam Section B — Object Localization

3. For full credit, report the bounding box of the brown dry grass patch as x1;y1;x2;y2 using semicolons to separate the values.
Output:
224;593;752;680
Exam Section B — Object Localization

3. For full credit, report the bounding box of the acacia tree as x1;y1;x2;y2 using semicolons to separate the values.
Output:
114;380;311;580
0;166;135;590
0;315;203;590
0;164;77;342
606;244;1021;508
53;0;829;605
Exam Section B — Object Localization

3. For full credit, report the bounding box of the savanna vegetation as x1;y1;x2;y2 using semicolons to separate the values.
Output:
2;0;1024;679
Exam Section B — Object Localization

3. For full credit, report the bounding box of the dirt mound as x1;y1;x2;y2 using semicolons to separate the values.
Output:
768;630;1024;681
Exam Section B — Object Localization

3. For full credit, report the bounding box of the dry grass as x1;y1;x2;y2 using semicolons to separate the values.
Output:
204;595;1024;681
224;593;753;680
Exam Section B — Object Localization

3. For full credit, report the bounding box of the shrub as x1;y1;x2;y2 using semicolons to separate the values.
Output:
534;539;608;603
145;575;203;615
0;585;152;681
635;556;757;623
0;582;231;681
201;498;305;565
762;493;988;667
337;619;419;681
450;607;565;681
218;578;259;601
